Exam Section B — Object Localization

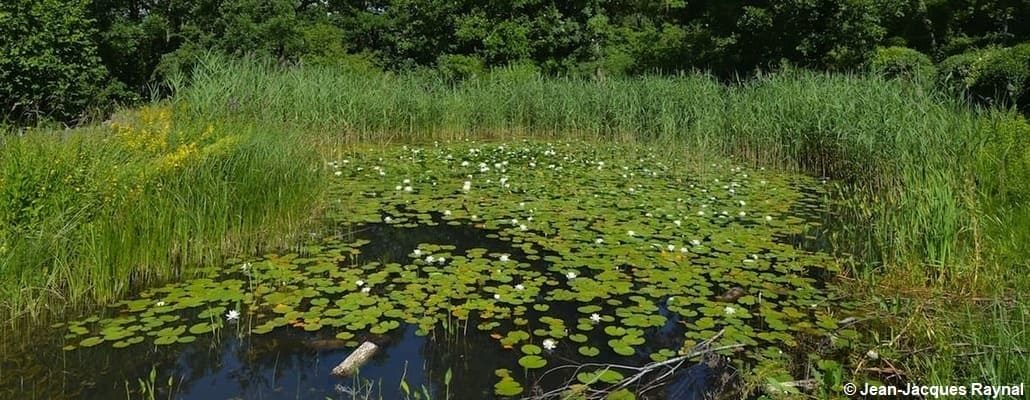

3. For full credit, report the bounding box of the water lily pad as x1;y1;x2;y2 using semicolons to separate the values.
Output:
578;346;600;357
517;355;547;369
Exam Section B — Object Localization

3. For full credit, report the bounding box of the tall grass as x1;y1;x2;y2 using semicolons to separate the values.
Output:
0;105;324;328
176;56;726;145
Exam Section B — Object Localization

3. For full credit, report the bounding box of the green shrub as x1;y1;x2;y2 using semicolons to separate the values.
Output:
938;44;1030;110
436;54;485;83
869;46;936;81
0;0;108;123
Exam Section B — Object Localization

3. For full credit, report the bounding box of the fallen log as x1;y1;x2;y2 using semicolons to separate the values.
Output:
331;341;379;377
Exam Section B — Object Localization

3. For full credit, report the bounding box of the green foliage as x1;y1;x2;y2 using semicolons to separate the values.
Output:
938;43;1030;110
0;0;108;122
0;105;324;322
869;46;937;81
436;54;484;83
3;0;1030;123
215;0;302;59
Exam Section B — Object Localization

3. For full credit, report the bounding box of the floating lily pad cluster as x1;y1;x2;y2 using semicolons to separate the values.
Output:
59;141;855;397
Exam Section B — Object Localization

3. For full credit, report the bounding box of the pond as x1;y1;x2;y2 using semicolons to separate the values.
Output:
1;141;857;399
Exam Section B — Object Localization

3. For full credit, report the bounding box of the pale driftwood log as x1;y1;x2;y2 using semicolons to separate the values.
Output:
331;341;379;377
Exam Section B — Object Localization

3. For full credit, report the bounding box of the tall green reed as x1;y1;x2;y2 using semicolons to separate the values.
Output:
0;111;324;328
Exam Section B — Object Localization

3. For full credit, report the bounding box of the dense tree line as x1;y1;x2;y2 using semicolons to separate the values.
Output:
2;0;1029;123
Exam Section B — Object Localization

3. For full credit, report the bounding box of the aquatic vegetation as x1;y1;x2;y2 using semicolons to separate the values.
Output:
58;141;853;397
0;104;323;325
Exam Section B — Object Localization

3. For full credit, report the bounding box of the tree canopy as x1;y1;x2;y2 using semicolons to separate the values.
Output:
2;0;1028;122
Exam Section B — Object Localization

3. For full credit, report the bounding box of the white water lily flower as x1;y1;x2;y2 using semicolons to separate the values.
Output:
240;262;251;272
361;287;371;294
156;301;166;307
404;186;413;192
461;161;470;167
334;171;342;176
697;211;705;216
511;218;518;224
425;255;435;263
515;284;525;291
462;181;472;192
443;210;452;216
739;211;747;217
566;271;577;279
494;294;502;300
520;224;528;231
595;238;604;244
627;230;636;237
680;247;689;253
673;220;682;227
667;244;675;251
395;185;403;191
499;255;510;262
225;309;240;322
723;306;736;316
542;338;557;351
356;280;365;287
437;256;446;264
590;313;602;323
690;239;701;246
765;215;773;221
403;179;410;184
413;249;422;256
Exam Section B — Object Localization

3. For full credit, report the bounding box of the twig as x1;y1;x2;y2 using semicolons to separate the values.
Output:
523;329;743;400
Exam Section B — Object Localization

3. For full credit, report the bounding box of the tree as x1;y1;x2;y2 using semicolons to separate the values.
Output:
1;0;109;123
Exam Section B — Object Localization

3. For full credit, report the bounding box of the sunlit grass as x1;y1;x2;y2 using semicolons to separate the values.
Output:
0;104;324;329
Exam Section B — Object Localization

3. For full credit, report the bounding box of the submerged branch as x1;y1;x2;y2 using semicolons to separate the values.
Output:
524;329;743;400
